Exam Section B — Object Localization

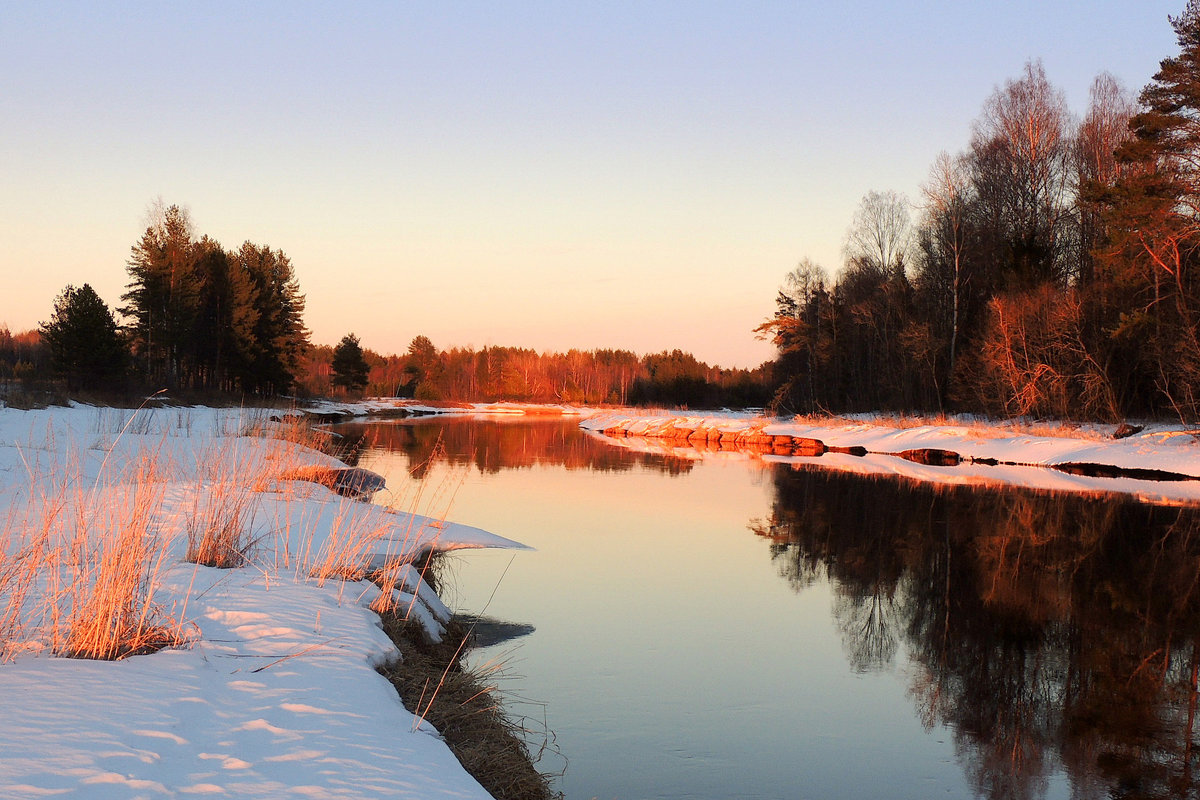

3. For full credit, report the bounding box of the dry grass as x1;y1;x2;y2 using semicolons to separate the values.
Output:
53;468;187;660
185;478;257;569
0;515;40;659
1;408;441;665
306;505;392;584
302;502;433;620
0;449;190;663
378;613;562;800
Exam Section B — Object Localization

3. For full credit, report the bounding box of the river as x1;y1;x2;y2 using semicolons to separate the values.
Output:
330;415;1200;800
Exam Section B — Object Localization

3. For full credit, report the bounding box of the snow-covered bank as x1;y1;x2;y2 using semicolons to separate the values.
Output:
0;404;526;799
583;410;1200;505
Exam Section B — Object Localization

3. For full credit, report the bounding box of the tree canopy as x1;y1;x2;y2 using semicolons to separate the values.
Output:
120;203;309;395
761;32;1200;420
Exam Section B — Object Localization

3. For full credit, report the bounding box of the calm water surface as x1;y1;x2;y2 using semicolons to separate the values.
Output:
332;417;1200;800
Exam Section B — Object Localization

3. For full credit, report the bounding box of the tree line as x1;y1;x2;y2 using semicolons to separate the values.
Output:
760;2;1200;422
11;201;768;408
304;335;770;408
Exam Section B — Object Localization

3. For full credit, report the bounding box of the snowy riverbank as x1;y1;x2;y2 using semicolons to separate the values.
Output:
0;404;525;799
582;410;1200;505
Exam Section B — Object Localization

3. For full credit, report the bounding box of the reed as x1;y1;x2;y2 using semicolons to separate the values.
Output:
185;477;257;569
2;407;437;663
0;509;42;661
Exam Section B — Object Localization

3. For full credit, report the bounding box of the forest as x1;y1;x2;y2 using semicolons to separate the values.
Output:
758;6;1200;422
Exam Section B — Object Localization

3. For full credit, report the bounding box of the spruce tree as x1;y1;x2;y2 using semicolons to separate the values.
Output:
331;333;370;396
191;237;259;392
40;284;129;391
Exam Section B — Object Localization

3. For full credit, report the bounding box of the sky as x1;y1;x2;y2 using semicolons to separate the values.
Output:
0;1;1184;369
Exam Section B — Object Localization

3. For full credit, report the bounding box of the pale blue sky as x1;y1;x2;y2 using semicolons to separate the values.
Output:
0;1;1182;368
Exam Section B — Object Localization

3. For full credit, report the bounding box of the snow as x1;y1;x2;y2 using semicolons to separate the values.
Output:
583;410;1200;505
0;403;525;800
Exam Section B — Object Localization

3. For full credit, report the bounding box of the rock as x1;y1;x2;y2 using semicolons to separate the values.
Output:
894;448;961;467
1113;423;1144;440
330;467;387;499
792;438;827;457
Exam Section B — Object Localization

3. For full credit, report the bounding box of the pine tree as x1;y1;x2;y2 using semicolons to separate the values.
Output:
331;333;370;396
40;284;128;391
403;335;439;399
191;237;259;391
1093;0;1200;415
120;204;201;388
235;242;309;395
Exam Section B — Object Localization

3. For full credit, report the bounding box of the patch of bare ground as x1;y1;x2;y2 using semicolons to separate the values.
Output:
377;611;562;800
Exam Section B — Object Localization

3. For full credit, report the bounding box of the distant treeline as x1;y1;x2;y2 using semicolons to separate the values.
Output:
761;6;1200;422
4;201;767;409
302;337;770;408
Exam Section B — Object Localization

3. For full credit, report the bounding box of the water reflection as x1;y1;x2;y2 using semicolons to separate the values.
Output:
756;464;1200;799
330;417;696;477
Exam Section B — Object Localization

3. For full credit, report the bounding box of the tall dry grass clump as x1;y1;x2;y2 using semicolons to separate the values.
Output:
304;505;418;617
181;433;266;569
305;505;388;584
185;478;257;569
51;456;187;660
0;513;42;661
0;439;189;662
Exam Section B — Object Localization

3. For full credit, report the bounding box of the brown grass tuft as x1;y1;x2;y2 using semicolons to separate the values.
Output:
185;479;257;569
0;444;191;662
52;457;188;660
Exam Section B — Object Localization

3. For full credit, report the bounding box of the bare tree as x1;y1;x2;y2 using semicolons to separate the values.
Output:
844;190;912;280
1076;72;1136;285
920;152;974;382
970;60;1074;288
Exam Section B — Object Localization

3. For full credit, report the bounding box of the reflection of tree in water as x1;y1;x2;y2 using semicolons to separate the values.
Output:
833;583;900;673
755;464;1200;799
328;418;696;478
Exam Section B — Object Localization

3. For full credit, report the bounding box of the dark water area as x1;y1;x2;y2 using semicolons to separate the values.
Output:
331;416;1200;800
764;466;1200;800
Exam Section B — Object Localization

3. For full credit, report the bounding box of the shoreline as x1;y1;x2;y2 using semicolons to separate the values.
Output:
578;410;1200;506
310;422;562;800
308;400;1200;504
377;599;561;800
